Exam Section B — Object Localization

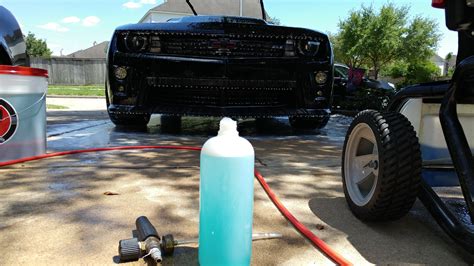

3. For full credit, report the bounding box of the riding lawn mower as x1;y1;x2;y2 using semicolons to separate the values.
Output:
342;0;474;254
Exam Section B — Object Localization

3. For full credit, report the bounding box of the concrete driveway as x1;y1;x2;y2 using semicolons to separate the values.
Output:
0;97;472;265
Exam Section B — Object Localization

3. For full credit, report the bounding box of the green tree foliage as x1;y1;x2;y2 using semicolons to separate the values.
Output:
445;52;455;77
334;7;373;68
25;32;52;58
445;52;453;61
363;4;408;79
334;3;440;82
402;17;440;64
384;60;440;88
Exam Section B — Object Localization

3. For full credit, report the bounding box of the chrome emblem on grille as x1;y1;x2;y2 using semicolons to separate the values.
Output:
209;38;239;55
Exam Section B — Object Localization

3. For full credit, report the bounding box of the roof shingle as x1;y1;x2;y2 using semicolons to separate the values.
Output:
67;41;109;59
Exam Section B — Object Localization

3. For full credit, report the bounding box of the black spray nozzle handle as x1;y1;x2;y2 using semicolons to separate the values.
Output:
118;238;141;262
136;216;160;241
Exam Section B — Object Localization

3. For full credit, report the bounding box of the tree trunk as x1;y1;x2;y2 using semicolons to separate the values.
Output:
372;60;379;80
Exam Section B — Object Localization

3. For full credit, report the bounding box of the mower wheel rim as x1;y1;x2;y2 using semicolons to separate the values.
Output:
345;122;379;206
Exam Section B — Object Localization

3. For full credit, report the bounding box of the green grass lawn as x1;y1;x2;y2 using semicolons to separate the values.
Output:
48;85;105;97
47;104;69;110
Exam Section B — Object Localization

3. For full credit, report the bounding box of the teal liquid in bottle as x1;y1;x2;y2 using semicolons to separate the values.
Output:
199;118;255;266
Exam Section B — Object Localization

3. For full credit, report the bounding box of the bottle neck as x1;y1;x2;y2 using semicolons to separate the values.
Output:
217;130;239;137
217;117;239;137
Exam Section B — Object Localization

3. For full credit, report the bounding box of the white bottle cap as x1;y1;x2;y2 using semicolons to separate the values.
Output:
218;117;238;136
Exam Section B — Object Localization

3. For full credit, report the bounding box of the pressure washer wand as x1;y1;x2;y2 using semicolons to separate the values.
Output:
160;232;283;256
137;216;162;263
118;216;162;263
119;216;283;262
173;233;283;246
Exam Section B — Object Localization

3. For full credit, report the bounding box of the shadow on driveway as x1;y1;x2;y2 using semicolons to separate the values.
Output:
308;197;473;264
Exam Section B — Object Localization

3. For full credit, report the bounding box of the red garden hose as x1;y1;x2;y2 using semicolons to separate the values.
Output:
0;146;201;167
0;146;351;265
255;170;351;266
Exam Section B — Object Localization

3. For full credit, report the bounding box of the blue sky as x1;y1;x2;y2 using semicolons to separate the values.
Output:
0;0;457;57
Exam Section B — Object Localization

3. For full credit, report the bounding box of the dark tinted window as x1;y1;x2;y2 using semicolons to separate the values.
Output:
334;65;348;78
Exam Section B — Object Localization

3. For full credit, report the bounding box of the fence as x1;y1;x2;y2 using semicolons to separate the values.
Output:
30;57;106;85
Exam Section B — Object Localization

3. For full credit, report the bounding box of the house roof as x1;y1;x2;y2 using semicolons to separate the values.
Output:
431;54;445;64
430;53;458;67
67;41;109;59
147;0;266;19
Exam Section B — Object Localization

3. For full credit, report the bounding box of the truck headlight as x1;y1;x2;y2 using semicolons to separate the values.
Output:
125;34;148;52
315;71;327;84
298;40;320;56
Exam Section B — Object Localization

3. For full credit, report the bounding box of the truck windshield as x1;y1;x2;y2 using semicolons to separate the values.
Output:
184;0;266;20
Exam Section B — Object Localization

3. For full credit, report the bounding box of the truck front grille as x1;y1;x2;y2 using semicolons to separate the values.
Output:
147;77;296;107
161;36;286;58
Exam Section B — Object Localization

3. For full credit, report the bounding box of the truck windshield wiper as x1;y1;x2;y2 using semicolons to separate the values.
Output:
260;0;266;21
186;0;198;16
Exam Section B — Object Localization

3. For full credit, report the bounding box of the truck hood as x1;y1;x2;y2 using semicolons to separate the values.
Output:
115;16;328;41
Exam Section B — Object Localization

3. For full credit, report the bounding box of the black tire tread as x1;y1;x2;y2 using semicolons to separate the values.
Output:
342;110;422;222
105;84;151;127
289;116;330;130
108;112;151;127
160;115;182;133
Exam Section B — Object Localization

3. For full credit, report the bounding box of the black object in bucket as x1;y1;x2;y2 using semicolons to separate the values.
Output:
0;98;18;144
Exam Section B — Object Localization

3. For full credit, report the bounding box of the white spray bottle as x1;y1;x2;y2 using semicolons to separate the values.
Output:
199;117;255;266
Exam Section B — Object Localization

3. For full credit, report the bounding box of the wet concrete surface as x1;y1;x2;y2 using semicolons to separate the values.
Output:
1;108;473;265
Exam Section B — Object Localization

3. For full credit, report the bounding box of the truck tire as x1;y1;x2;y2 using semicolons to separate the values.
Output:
289;116;329;130
342;110;421;221
160;115;181;133
108;112;151;127
105;87;150;127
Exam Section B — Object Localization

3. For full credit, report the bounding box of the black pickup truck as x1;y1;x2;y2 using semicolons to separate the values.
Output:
106;11;333;130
